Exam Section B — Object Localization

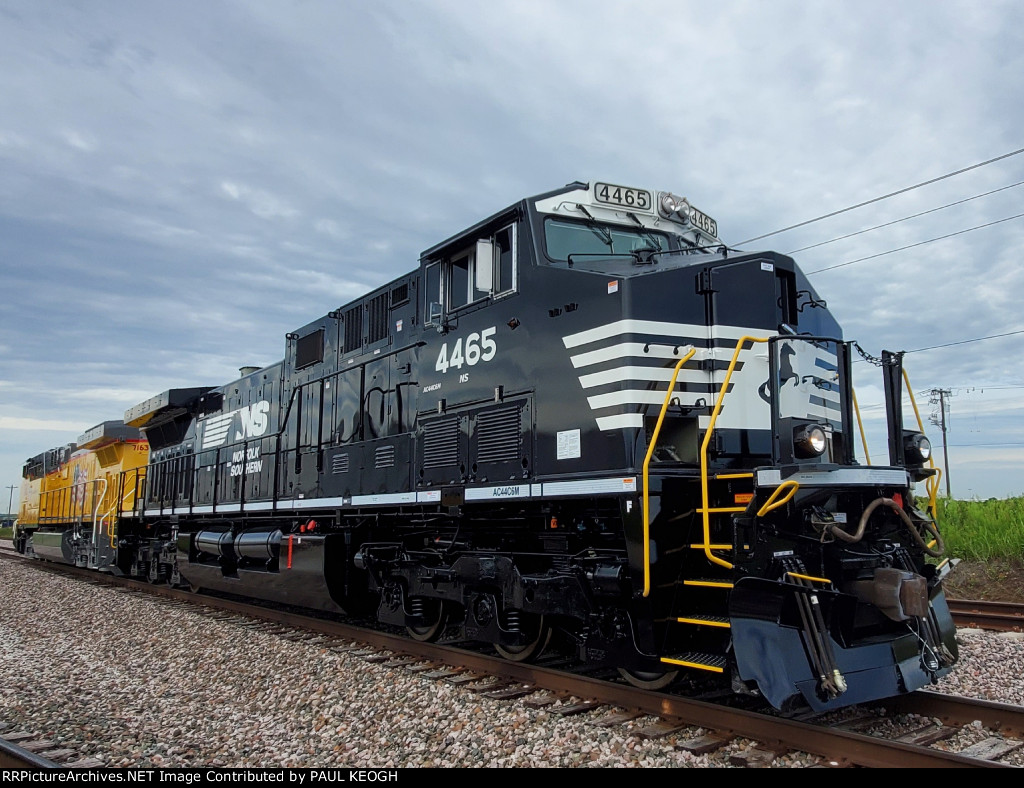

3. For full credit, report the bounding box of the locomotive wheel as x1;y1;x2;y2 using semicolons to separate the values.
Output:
406;598;448;642
495;613;552;662
617;667;681;691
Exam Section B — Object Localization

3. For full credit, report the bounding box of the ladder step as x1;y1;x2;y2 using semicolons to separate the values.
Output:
683;578;734;589
675;613;730;629
661;652;728;673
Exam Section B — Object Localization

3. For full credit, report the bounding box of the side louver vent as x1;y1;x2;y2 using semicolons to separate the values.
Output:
375;445;395;469
331;453;350;475
368;292;389;344
423;417;459;469
390;283;409;306
476;406;521;464
343;305;362;353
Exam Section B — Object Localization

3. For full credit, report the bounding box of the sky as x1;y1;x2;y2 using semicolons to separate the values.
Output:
2;0;1023;510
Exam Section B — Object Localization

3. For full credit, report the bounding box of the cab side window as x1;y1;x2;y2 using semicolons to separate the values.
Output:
448;248;484;309
423;223;517;325
493;224;515;296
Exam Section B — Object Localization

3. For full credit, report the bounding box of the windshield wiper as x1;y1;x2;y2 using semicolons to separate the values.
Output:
626;212;664;250
624;212;664;264
575;203;614;247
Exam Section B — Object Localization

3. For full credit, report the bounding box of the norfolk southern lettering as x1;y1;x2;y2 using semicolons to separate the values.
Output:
14;178;958;716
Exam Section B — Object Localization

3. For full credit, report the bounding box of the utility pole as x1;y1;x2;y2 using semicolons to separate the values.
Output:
927;389;953;498
5;484;15;519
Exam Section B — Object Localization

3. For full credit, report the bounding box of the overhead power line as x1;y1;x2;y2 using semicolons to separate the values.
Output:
735;145;1024;246
902;329;1024;355
851;328;1024;368
805;212;1024;274
948;442;1024;447
787;179;1024;254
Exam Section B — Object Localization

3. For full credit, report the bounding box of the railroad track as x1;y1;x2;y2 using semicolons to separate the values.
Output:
947;598;1024;632
0;724;102;768
3;548;1023;768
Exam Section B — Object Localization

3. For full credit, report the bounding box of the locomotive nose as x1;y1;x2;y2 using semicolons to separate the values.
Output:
729;575;958;712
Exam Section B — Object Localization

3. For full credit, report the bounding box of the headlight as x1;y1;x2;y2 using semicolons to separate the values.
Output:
903;433;932;465
794;424;827;458
658;191;690;223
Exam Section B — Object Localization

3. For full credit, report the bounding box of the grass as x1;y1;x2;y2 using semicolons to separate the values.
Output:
0;527;11;541
935;496;1024;563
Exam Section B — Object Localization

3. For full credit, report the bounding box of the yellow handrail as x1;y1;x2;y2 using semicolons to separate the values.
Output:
110;468;141;547
699;336;769;569
852;388;871;465
757;479;799;517
641;346;697;597
902;368;941;518
90;478;108;547
109;488;122;548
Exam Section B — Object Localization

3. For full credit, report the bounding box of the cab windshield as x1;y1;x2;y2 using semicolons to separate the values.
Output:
544;217;669;263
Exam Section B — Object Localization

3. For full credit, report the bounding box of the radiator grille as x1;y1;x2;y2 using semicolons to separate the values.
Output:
331;453;350;474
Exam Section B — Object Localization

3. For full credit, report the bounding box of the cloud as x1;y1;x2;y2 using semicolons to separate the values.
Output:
60;129;97;152
1;0;1023;500
219;180;300;220
0;416;90;432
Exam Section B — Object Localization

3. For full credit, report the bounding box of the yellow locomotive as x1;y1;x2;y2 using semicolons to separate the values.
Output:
14;421;148;573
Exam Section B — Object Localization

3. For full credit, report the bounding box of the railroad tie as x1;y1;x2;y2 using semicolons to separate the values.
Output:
634;719;688;739
676;734;731;755
590;710;643;727
729;746;789;768
957;737;1024;761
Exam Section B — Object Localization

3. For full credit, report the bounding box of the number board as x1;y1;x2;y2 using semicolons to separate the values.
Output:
689;205;718;237
594;182;652;211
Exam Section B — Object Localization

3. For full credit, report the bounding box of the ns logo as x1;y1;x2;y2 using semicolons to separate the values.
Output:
235;401;270;440
202;400;272;450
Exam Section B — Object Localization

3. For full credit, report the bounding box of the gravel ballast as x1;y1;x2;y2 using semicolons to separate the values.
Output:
2;560;1022;768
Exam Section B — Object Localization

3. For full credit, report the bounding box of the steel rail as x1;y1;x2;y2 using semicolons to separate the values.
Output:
948;598;1024;632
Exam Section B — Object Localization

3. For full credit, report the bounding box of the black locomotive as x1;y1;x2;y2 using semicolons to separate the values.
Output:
17;179;958;713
